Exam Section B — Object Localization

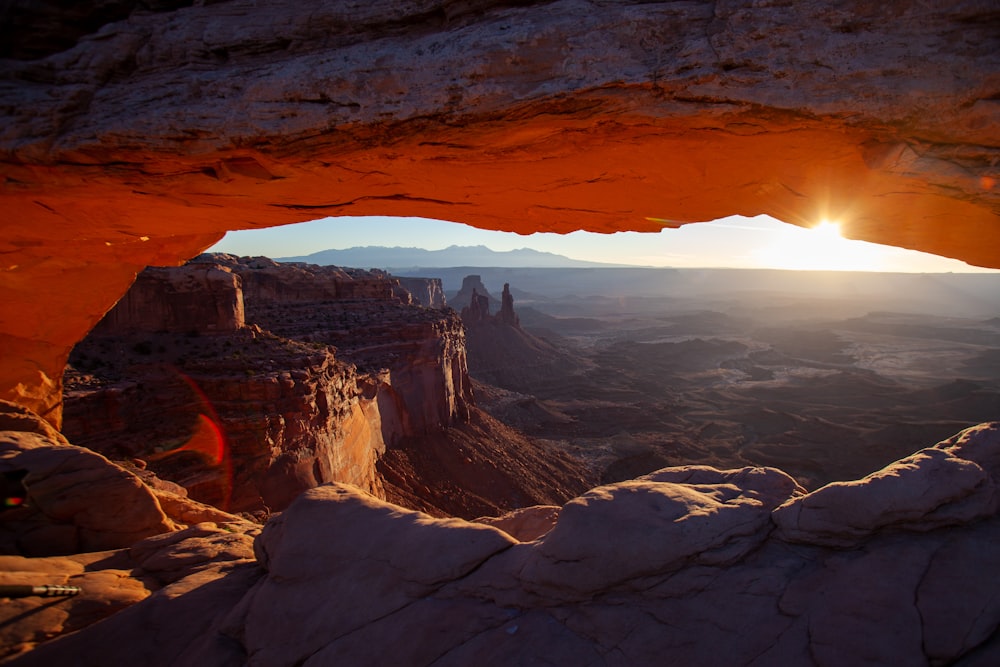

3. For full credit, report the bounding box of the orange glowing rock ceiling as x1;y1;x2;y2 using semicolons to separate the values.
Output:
1;0;998;424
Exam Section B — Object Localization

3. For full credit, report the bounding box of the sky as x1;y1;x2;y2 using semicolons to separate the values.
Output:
208;215;999;273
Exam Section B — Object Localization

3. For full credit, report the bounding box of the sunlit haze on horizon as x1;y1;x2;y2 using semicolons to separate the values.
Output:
208;215;999;273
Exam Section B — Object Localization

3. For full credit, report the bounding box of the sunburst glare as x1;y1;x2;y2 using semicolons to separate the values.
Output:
750;218;889;271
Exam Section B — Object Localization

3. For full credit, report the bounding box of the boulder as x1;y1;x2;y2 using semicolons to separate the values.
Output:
0;401;177;555
519;465;802;597
773;441;999;547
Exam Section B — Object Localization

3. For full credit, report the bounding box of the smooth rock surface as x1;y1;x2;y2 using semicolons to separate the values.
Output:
773;445;1000;547
10;424;1000;666
519;465;801;597
0;423;177;555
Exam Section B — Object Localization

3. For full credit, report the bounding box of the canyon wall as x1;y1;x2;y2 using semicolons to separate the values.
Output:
91;264;245;336
216;255;404;305
1;0;997;423
396;277;448;309
62;255;474;512
205;254;474;435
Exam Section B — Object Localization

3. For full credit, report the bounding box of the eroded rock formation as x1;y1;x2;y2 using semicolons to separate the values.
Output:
59;255;588;516
3;0;997;422
452;275;497;312
91;263;245;336
460;277;579;390
460;288;492;325
61;255;479;512
396;276;448;309
497;283;519;327
6;415;1000;665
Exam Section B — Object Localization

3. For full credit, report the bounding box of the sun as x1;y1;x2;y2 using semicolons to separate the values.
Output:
813;219;842;238
750;219;888;271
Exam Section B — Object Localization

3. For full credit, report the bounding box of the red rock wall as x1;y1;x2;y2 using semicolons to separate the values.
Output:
207;255;401;306
373;318;474;439
63;345;387;513
62;257;475;511
92;264;244;336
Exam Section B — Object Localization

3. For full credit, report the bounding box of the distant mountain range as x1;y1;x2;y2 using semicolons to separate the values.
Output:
277;245;626;269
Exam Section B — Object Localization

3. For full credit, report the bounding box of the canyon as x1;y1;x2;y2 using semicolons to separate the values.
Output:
2;257;996;664
453;269;1000;490
60;255;588;517
1;1;999;664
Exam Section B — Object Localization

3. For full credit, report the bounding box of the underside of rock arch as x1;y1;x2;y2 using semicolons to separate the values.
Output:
1;0;998;424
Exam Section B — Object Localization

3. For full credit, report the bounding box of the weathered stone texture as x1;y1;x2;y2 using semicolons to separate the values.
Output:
0;401;177;556
61;255;481;512
396;276;448;309
8;423;1000;666
91;263;245;336
2;0;996;422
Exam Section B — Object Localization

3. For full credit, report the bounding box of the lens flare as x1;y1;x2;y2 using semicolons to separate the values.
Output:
146;369;233;510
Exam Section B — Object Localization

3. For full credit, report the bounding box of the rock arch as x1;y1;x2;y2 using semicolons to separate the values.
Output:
1;0;998;424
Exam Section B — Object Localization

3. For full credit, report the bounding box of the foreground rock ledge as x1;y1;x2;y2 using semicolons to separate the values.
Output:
5;420;1000;666
1;0;999;424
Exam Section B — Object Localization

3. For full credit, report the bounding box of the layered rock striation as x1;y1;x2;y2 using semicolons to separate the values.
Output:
62;255;476;512
204;255;474;437
396;277;448;309
91;263;245;336
6;416;1000;665
60;255;589;517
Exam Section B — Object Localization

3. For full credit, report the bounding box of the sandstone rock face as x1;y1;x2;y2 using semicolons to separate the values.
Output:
0;551;153;661
474;505;561;542
452;275;497;312
11;423;1000;666
773;446;999;547
62;255;481;512
519;465;803;598
63;326;389;513
212;255;402;306
0;521;260;663
460;288;492;325
396;276;448;309
1;1;997;421
207;255;475;436
91;263;244;336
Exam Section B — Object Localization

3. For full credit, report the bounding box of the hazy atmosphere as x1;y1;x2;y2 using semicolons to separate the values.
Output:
209;215;1000;273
